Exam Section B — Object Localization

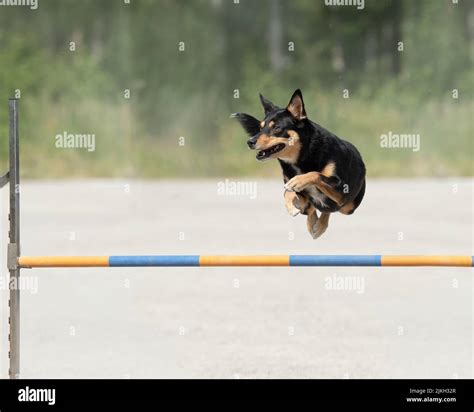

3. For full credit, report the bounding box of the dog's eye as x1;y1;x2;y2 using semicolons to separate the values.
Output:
272;127;282;134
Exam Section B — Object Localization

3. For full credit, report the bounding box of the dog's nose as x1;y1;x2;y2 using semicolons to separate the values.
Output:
247;139;256;149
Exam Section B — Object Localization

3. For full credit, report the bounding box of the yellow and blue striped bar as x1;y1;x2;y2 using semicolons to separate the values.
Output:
17;255;474;268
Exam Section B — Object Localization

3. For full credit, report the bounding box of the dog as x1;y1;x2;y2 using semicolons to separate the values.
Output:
232;89;366;239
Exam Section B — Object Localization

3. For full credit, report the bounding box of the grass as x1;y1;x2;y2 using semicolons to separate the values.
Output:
2;92;472;179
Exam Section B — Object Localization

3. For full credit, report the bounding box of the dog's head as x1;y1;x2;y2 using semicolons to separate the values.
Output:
232;89;307;162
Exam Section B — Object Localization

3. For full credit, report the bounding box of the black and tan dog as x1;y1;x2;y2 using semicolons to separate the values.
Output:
232;89;366;239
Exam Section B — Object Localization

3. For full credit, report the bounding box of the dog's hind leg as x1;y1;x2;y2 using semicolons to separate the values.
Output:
284;190;309;217
339;179;366;215
306;206;319;237
285;172;345;207
306;206;330;239
314;212;330;238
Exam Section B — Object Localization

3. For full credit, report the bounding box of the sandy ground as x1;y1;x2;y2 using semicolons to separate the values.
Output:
0;178;472;378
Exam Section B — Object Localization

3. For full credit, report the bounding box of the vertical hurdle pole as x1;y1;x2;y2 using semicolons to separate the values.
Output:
8;99;20;379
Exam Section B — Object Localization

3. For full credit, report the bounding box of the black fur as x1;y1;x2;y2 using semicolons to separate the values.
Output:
233;89;366;217
230;113;260;137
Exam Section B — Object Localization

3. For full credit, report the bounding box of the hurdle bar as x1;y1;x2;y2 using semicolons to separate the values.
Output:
17;255;474;267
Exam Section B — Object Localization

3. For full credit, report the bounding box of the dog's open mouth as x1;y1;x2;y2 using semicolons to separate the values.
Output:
256;143;285;160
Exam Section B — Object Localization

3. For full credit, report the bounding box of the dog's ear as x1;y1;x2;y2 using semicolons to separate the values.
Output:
286;89;307;120
259;93;279;116
230;113;261;137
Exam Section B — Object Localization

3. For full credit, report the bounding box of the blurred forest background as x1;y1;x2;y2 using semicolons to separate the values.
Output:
0;0;472;178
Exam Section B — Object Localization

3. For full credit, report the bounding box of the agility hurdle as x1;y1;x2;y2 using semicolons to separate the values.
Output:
17;255;474;267
1;100;472;379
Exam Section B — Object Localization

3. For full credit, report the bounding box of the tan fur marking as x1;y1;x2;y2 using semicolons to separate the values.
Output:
314;177;344;206
285;171;344;206
269;120;274;128
255;134;272;149
305;207;329;239
260;121;264;128
277;130;301;163
284;190;297;207
254;130;303;162
312;212;330;239
290;172;317;188
321;162;336;177
254;131;301;161
339;201;354;215
306;206;318;236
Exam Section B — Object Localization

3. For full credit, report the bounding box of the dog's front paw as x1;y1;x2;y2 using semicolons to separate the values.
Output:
284;175;310;193
288;205;300;217
285;195;301;216
284;191;307;217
